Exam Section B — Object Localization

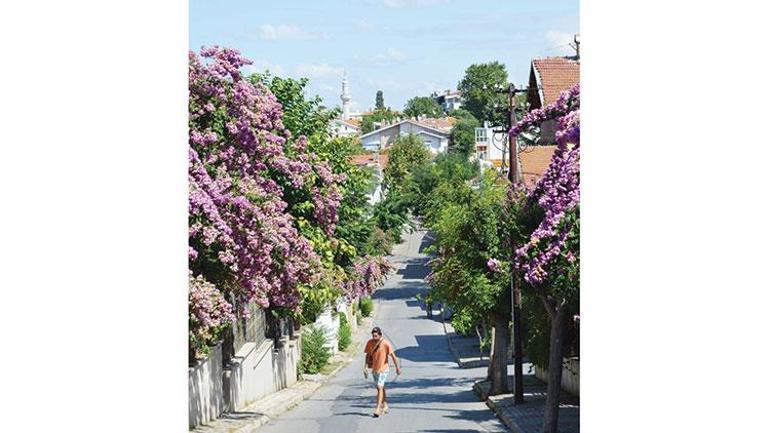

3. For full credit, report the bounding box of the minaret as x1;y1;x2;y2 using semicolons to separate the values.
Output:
340;72;351;120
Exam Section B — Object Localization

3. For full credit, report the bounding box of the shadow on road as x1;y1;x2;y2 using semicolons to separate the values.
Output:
418;231;436;254
396;257;432;280
395;334;455;363
373;280;427;301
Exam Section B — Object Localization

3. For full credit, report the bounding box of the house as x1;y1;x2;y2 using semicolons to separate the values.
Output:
432;89;463;113
526;57;580;144
474;121;506;163
359;118;452;154
329;118;360;138
350;152;388;205
473;121;558;188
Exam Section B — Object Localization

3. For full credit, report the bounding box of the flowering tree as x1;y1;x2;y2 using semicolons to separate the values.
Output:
189;47;393;358
249;71;393;318
508;85;580;433
189;272;235;360
188;47;350;353
343;255;393;300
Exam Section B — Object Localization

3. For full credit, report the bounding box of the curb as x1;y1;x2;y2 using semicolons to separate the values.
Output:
441;314;489;369
472;380;521;433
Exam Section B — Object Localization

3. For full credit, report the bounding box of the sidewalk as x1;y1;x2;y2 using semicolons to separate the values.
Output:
474;377;579;433
442;318;490;368
192;309;377;433
442;316;579;433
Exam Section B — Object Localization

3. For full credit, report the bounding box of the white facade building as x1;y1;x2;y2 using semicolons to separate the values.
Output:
329;118;360;138
359;119;449;155
432;89;464;113
474;121;506;167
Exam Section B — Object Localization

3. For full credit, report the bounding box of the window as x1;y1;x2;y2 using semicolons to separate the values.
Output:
475;128;487;143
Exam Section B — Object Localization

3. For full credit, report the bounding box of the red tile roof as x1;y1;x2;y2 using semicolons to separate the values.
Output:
350;154;374;165
532;58;580;106
520;145;557;187
416;117;456;133
350;153;389;170
344;118;361;128
488;145;558;187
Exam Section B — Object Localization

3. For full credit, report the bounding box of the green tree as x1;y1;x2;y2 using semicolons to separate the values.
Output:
375;90;385;110
449;110;480;157
406;152;478;218
249;71;387;322
458;62;509;126
403;96;443;118
426;173;518;395
361;108;400;134
249;73;337;141
382;133;431;194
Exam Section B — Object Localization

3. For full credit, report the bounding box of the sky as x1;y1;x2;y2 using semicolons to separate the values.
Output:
190;0;579;113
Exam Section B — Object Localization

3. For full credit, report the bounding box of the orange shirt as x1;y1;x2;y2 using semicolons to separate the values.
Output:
364;338;394;373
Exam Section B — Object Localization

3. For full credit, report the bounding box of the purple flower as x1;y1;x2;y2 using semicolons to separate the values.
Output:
487;258;502;273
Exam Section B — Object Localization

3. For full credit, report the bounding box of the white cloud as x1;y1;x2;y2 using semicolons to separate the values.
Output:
369;47;408;65
257;24;329;41
354;19;377;32
295;63;344;79
545;30;574;49
242;60;285;77
383;0;448;7
365;78;404;90
318;83;336;93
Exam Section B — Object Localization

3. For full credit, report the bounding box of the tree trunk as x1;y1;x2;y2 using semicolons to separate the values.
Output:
486;325;496;382
489;311;510;395
542;298;568;433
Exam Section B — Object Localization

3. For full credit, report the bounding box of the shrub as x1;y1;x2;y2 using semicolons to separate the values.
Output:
356;311;363;325
300;325;331;374
338;314;352;351
359;297;374;317
189;273;235;363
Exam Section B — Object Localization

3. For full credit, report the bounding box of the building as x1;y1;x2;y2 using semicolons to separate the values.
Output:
329;118;360;138
474;121;506;163
526;57;580;143
473;120;559;187
339;73;363;121
330;74;364;137
431;89;463;113
350;153;388;205
359;118;452;154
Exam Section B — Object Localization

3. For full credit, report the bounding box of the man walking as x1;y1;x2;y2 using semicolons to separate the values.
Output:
363;326;401;417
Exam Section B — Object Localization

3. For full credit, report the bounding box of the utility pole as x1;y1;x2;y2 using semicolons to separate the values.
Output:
508;84;525;404
570;34;580;61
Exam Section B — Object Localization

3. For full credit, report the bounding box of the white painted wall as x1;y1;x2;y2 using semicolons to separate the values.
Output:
475;123;505;163
313;306;340;355
189;343;226;429
360;121;449;154
189;330;303;428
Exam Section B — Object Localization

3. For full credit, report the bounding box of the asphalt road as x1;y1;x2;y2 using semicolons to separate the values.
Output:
258;228;507;433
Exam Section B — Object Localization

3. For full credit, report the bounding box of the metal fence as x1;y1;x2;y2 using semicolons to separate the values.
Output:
221;297;295;367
